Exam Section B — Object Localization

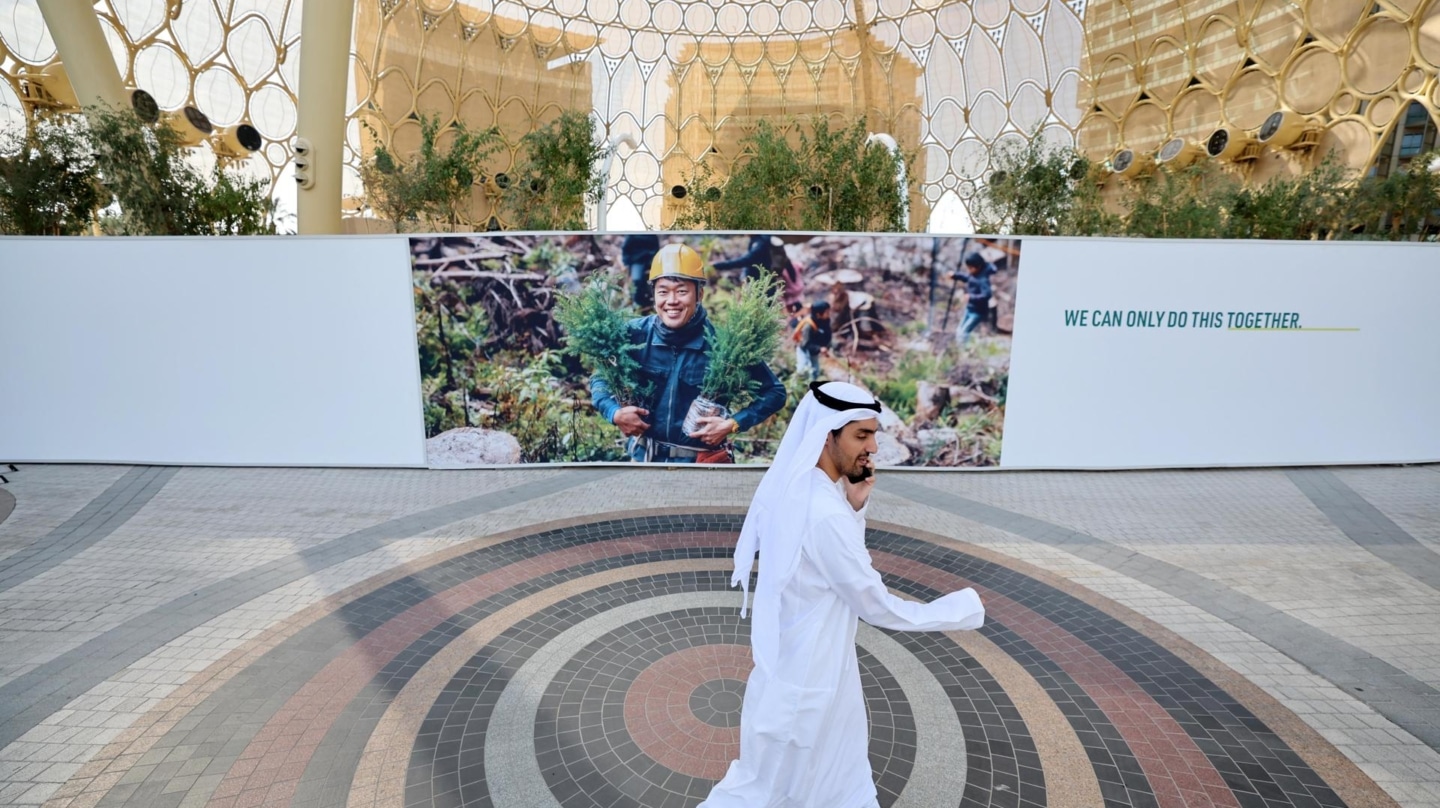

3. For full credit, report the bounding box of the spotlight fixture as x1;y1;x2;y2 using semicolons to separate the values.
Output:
1155;137;1202;169
1257;111;1321;151
1205;127;1260;162
1109;148;1154;179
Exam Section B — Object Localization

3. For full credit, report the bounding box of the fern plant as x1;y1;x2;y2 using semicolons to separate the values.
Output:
553;276;649;406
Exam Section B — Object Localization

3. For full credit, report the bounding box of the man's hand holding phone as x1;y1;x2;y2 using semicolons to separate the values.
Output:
843;460;874;512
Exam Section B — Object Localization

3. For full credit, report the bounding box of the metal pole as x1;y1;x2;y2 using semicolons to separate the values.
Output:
294;0;356;235
35;0;126;110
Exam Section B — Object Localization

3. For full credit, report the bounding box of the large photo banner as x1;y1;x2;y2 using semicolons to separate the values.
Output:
410;234;1021;467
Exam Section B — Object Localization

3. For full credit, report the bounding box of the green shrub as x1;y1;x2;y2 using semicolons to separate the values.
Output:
672;117;910;232
553;275;649;406
362;114;501;232
500;110;608;230
701;272;784;407
0;114;101;235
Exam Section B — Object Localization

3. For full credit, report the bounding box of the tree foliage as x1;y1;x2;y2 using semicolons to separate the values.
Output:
971;137;1109;236
553;275;648;406
0;106;276;236
700;271;784;405
500;110;609;230
975;137;1440;241
362;114;502;232
672;117;910;232
89;105;275;235
797;118;909;232
0;114;101;235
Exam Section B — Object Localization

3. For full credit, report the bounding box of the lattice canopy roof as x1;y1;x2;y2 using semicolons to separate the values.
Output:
1;0;1090;230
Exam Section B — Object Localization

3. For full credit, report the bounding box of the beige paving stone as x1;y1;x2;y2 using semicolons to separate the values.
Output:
0;466;133;562
1;464;1437;808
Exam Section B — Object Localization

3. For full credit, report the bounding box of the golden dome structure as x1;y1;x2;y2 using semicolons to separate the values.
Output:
2;0;1433;233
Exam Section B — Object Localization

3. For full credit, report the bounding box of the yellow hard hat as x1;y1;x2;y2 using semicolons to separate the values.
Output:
648;243;707;284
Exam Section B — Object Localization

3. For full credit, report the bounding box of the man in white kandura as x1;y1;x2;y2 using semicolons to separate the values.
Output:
700;381;986;808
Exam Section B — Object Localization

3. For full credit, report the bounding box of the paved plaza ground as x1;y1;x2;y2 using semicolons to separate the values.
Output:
0;463;1437;808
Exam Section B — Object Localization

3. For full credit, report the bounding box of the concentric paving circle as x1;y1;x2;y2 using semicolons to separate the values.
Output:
57;514;1398;808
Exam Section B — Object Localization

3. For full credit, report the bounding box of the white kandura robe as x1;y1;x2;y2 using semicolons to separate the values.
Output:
701;469;986;808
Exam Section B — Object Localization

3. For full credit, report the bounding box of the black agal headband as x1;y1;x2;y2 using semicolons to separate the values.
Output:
809;382;881;413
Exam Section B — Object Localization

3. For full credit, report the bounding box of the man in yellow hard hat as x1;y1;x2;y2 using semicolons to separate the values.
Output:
590;242;786;463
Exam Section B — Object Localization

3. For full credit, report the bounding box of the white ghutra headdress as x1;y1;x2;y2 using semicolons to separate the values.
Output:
732;381;882;674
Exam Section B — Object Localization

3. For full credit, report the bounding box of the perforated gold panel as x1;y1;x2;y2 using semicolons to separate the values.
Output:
3;0;1093;231
0;1;300;196
1078;0;1440;183
350;0;1089;230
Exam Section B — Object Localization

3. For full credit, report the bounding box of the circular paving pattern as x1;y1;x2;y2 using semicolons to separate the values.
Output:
0;487;13;528
57;513;1397;808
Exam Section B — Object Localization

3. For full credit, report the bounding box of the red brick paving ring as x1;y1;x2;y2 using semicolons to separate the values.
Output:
46;515;1395;808
623;644;751;780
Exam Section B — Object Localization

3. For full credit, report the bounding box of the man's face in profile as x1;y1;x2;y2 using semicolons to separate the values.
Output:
826;418;879;480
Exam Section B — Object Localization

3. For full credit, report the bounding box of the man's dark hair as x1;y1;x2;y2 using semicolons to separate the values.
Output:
964;252;988;270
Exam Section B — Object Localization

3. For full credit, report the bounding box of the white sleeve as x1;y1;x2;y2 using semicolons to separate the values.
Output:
808;514;985;632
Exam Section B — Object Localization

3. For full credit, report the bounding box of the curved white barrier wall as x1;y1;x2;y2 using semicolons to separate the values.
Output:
1000;238;1440;468
0;236;425;466
2;234;1436;469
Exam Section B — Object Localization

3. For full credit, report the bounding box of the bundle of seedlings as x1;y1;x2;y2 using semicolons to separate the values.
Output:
553;275;650;407
687;272;784;432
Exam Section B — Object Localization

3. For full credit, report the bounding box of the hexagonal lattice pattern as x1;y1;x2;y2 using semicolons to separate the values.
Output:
352;0;1088;230
1078;0;1440;182
0;0;299;201
2;0;1091;230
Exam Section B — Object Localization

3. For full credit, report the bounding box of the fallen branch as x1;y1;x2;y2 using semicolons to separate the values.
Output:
413;251;514;266
431;270;546;281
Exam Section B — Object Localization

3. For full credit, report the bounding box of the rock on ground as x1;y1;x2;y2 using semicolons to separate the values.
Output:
426;427;523;468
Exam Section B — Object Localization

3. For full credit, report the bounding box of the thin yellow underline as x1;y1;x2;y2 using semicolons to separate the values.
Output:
1227;327;1360;332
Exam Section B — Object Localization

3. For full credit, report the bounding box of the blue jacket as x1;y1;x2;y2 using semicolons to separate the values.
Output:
712;235;773;275
961;264;996;314
590;314;787;448
621;234;660;268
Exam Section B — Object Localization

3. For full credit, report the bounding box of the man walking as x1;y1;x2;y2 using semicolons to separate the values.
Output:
701;381;986;807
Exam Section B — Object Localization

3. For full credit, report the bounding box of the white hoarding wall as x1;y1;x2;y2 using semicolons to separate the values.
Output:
1000;238;1440;468
1;234;1435;469
0;236;425;466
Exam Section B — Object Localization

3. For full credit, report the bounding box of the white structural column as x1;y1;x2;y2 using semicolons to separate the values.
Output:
35;0;126;110
295;0;357;235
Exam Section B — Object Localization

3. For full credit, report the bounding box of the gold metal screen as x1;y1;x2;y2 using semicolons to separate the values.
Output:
4;0;1096;230
0;1;300;202
1078;0;1440;183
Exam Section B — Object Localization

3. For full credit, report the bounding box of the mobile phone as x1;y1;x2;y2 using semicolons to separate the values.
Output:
846;466;873;484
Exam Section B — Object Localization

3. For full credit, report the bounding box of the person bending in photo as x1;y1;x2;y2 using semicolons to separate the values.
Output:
791;299;832;382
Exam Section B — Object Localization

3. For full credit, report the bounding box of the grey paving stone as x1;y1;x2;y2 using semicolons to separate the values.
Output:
880;475;1440;749
0;466;177;594
1287;468;1440;591
0;469;621;750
